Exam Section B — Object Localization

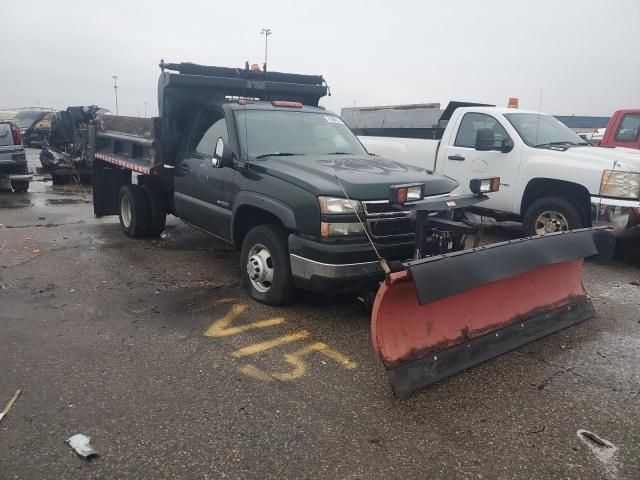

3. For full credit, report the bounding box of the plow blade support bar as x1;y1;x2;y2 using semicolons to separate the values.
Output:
371;228;614;396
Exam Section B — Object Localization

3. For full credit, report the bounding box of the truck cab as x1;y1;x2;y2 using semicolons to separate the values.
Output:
356;104;640;237
601;109;640;150
89;62;462;306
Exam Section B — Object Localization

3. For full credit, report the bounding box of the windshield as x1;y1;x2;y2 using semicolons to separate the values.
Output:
504;113;586;147
235;110;367;159
14;112;42;128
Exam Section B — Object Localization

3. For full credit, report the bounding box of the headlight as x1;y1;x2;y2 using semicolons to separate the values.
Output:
318;196;363;214
320;222;365;238
600;170;640;199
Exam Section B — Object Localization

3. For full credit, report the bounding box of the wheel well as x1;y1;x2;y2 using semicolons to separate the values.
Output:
233;206;284;249
521;178;592;224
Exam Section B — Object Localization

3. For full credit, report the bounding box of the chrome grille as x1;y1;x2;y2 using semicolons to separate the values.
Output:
362;201;404;216
362;200;413;239
362;194;450;239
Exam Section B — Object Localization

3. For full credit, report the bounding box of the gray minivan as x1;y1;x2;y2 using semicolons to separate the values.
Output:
0;121;32;192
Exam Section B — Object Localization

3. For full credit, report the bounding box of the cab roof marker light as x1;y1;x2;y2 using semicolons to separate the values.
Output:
271;101;303;108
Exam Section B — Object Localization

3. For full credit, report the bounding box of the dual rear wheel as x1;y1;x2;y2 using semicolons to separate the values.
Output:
11;181;29;193
118;184;166;238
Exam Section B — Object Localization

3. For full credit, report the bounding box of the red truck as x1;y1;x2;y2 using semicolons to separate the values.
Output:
601;109;640;149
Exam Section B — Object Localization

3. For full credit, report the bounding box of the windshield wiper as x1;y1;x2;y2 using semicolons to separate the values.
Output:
326;152;352;155
255;152;304;159
535;141;587;148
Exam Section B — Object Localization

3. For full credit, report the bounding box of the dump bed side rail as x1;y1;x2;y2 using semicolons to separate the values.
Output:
89;115;165;175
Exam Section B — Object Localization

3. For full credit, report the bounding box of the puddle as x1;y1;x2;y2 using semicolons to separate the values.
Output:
0;197;33;209
46;198;91;206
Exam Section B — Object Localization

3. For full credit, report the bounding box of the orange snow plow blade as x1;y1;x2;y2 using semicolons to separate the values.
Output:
371;228;614;396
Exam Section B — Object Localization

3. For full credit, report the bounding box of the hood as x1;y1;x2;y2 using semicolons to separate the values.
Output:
555;145;640;172
248;155;458;200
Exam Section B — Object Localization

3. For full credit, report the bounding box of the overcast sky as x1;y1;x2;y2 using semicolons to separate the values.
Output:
3;0;639;117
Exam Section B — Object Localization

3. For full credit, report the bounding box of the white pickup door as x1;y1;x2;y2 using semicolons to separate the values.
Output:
360;110;523;212
439;110;522;212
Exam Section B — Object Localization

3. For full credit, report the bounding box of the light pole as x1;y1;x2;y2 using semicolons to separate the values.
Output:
260;28;271;71
112;75;119;115
144;102;147;118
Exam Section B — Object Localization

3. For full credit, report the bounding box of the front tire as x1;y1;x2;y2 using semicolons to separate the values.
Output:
118;185;150;238
523;196;585;236
240;224;295;306
11;181;29;193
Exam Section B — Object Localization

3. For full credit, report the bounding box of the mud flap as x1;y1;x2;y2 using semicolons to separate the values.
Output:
371;228;614;396
92;160;131;216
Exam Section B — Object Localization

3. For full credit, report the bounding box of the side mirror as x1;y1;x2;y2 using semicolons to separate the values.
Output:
213;137;232;167
500;138;514;153
474;128;495;151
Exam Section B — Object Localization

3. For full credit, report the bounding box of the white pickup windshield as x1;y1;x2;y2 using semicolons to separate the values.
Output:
505;113;587;148
235;110;367;159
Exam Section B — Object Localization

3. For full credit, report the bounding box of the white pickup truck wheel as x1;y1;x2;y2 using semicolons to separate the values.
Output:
523;196;584;236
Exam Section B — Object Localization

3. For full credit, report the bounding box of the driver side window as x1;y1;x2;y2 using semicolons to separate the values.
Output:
454;113;510;149
191;110;229;157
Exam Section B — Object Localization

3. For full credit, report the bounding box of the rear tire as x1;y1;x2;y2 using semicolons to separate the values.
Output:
11;181;29;193
118;184;150;238
240;224;295;306
141;184;166;237
523;196;585;236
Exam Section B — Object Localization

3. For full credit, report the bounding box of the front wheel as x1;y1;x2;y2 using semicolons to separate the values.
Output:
11;181;29;193
240;224;295;306
523;196;585;236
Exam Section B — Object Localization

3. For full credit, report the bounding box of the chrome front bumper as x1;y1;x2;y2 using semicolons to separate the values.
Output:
290;254;382;280
591;196;640;234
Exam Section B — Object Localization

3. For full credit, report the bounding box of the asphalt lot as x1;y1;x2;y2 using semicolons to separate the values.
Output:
1;149;639;479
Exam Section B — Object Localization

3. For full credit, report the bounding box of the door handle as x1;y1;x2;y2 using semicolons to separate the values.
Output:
180;163;190;175
448;155;465;161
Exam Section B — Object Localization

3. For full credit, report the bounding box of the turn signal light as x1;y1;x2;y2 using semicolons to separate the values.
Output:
271;101;303;108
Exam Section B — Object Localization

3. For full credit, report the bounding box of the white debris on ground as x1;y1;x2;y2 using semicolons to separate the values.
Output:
66;434;98;458
577;429;620;480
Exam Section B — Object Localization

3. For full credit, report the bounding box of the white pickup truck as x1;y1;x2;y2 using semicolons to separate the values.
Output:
351;105;640;236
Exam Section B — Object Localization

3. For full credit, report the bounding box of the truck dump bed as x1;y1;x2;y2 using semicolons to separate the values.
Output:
343;101;492;140
88;60;328;174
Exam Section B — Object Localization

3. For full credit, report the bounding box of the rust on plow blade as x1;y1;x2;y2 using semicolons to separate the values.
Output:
371;228;614;396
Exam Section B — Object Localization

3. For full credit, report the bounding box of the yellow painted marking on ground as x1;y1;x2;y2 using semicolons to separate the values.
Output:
213;297;237;305
239;364;274;382
231;331;311;358
203;304;284;337
240;342;357;382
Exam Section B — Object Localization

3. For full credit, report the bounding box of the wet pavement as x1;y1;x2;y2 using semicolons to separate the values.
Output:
1;149;639;479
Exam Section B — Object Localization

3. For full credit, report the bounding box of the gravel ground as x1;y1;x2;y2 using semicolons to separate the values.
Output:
0;149;638;479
